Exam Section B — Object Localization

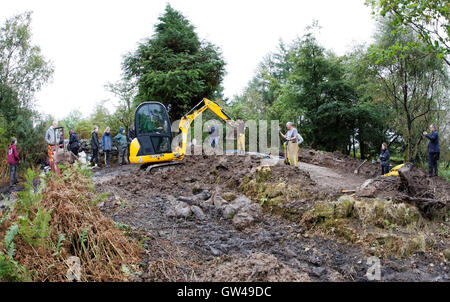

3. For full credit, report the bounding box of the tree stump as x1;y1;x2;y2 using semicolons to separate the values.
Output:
398;163;448;217
398;163;417;195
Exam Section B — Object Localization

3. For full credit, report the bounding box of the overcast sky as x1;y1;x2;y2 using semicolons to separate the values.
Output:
0;0;376;119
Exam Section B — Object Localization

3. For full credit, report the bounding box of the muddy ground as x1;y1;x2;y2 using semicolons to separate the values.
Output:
94;154;449;282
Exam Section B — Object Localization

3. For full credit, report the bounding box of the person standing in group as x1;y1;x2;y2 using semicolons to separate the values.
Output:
209;121;220;149
423;124;440;177
91;126;100;168
8;138;20;187
128;124;136;157
279;122;299;166
114;127;129;166
68;130;80;156
379;143;390;175
101;127;113;168
236;117;246;155
45;121;60;165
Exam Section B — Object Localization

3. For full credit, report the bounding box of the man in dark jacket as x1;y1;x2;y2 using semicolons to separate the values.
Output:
114;126;129;165
423;124;440;177
379;143;390;175
8;138;20;187
128;124;136;142
69;130;80;156
91;126;100;167
208;121;220;149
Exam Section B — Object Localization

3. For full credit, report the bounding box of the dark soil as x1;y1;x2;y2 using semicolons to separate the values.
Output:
94;154;449;282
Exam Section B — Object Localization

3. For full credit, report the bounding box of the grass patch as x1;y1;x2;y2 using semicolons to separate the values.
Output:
301;196;447;258
439;163;450;182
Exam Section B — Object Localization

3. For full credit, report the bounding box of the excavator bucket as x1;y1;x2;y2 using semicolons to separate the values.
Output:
383;163;405;177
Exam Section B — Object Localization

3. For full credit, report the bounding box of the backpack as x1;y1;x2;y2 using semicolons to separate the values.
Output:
297;133;304;145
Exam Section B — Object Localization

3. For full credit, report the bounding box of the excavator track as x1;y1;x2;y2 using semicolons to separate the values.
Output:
140;161;184;174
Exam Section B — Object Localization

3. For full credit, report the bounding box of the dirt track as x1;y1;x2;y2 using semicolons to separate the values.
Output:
94;154;449;282
297;162;366;190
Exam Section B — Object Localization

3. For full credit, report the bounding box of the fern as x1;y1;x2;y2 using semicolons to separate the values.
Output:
0;223;26;282
80;228;88;250
0;252;22;281
5;223;19;258
53;233;65;256
17;206;52;247
16;169;41;211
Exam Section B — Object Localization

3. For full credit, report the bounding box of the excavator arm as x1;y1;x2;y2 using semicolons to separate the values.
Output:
174;98;234;159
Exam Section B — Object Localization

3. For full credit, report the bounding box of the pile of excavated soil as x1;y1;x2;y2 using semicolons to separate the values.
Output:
100;155;321;201
200;253;311;282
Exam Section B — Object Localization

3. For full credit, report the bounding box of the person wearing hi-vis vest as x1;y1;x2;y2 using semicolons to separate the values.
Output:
280;122;299;166
236;117;246;155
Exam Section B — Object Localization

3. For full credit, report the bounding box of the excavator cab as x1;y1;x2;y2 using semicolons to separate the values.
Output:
129;98;234;171
131;102;173;163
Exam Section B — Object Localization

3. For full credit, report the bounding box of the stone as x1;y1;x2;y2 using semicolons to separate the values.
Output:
178;196;197;206
240;203;263;221
174;201;192;218
356;186;377;198
191;205;206;220
232;212;255;230
214;195;228;209
361;179;374;189
223;205;237;219
210;246;222;256
194;190;211;201
311;267;326;277
231;195;252;209
166;208;176;217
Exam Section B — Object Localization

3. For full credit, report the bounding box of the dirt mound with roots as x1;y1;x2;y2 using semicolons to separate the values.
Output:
356;164;449;218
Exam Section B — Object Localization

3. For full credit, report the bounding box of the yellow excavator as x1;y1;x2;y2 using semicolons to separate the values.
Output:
129;98;234;172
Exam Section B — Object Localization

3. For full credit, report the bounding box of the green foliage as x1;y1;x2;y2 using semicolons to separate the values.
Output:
53;233;65;256
439;163;450;182
0;11;54;107
16;169;41;209
79;228;88;250
0;11;53;173
368;17;448;160
10;169;51;247
0;223;27;281
123;4;226;120
366;0;449;66
0;252;26;281
105;79;137;134
230;28;388;157
17;207;51;247
59;110;83;135
4;224;18;258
